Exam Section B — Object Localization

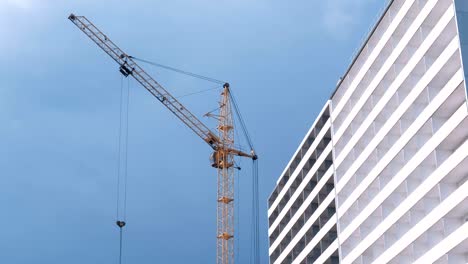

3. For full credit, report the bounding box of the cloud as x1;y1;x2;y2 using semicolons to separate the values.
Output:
2;0;33;9
321;0;376;38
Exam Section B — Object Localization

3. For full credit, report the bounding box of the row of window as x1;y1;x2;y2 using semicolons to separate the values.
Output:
270;177;336;263
268;109;330;209
269;134;332;226
269;159;334;246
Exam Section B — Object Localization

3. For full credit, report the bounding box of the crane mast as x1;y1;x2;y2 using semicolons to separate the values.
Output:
68;14;255;264
215;84;235;264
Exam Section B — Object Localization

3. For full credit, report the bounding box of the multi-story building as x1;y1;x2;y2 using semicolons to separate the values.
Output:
268;0;468;263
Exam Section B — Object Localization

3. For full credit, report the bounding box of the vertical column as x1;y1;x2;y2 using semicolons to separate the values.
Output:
216;83;235;264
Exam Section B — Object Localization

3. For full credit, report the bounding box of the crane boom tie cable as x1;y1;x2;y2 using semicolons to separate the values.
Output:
175;85;222;99
130;56;226;85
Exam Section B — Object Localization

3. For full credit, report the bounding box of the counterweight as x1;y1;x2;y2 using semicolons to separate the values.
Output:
69;14;256;264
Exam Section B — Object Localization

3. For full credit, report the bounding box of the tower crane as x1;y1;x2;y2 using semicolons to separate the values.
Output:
68;14;257;264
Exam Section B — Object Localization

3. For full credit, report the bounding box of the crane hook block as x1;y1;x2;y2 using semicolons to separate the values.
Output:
116;221;126;228
119;65;133;77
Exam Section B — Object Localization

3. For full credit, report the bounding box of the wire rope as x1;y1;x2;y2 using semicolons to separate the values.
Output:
130;56;225;85
175;85;222;99
123;77;130;222
115;76;131;264
116;75;124;220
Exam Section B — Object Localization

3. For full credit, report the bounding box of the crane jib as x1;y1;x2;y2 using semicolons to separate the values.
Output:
68;13;253;159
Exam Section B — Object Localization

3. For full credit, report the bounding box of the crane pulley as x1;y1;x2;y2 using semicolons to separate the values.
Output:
69;13;257;264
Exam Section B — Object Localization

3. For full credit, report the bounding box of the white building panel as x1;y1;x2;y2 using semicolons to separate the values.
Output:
268;0;468;263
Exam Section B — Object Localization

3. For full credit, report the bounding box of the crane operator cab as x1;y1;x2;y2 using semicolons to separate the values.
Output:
210;150;233;169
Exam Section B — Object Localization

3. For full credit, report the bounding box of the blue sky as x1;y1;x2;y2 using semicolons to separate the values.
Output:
0;0;387;263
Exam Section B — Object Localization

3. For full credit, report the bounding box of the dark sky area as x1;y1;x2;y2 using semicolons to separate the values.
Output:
0;0;387;263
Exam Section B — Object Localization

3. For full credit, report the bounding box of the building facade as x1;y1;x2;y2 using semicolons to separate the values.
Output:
268;0;468;263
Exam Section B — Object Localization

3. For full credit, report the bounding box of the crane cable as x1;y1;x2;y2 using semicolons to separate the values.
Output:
116;75;130;264
229;90;254;151
228;89;259;264
251;159;260;264
130;56;225;85
175;85;222;99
